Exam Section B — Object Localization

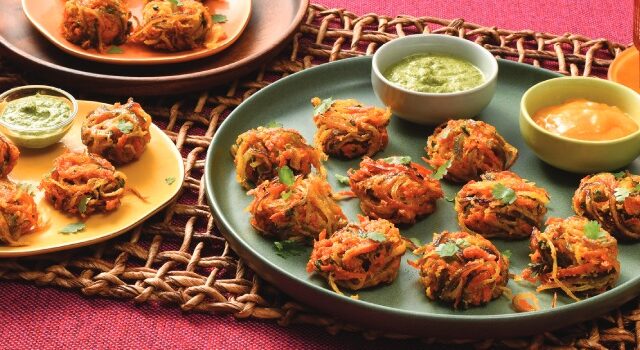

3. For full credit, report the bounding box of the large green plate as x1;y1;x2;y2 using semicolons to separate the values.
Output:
205;56;640;338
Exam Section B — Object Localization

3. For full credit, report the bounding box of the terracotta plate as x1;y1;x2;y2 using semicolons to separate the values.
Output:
0;0;308;95
0;100;184;257
609;46;640;93
22;0;252;65
204;57;640;338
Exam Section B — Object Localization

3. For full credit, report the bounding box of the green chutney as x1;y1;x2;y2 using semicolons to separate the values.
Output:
384;54;485;93
0;94;71;130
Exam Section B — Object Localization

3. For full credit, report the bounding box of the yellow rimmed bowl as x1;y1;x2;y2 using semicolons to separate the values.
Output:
520;77;640;173
0;85;78;148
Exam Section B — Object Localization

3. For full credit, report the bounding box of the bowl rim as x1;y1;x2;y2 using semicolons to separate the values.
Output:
371;34;499;97
0;84;79;133
520;76;640;145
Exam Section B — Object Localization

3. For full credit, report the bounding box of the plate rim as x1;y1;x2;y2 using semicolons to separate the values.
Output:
204;56;640;338
0;99;185;258
21;0;253;66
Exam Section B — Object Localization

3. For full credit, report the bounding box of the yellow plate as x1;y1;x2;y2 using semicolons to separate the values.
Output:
22;0;252;65
0;100;184;257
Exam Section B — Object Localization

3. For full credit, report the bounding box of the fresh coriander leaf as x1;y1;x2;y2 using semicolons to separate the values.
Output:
277;166;295;186
106;46;124;54
409;237;422;247
265;121;283;128
614;187;632;202
211;14;228;23
60;222;86;234
117;120;134;134
16;182;36;196
435;241;459;257
502;249;512;259
381;156;412;165
492;183;517;204
613;171;626;179
165;177;176;185
168;0;183;6
584;220;606;240
363;231;386;242
273;240;305;258
454;238;470;248
335;173;350;185
281;190;292;200
431;159;452;180
313;97;334;116
78;195;90;214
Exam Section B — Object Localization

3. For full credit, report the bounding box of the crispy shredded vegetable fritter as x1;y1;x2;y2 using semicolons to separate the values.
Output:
455;171;549;239
81;98;152;165
247;174;346;242
131;0;223;52
348;157;443;225
425;119;518;183
521;216;620;301
573;171;640;241
311;97;391;159
231;126;325;189
40;152;127;218
0;180;39;245
62;0;132;52
409;231;510;309
0;134;19;178
306;216;407;293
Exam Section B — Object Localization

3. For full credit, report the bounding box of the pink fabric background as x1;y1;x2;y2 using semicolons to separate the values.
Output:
2;1;634;349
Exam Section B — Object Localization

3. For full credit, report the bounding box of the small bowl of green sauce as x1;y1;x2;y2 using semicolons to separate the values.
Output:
372;34;498;125
0;85;78;148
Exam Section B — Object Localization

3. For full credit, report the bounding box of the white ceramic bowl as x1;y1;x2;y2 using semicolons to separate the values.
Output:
371;34;498;125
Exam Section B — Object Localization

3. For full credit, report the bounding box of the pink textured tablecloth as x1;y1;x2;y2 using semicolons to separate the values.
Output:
2;1;633;349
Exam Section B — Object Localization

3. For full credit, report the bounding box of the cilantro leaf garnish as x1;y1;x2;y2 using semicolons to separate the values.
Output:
614;184;640;202
492;183;517;204
409;237;422;247
381;156;411;165
211;14;227;23
78;195;90;214
584;220;606;240
117;120;134;134
106;46;124;54
60;222;86;234
280;190;292;200
265;121;283;128
613;171;626;179
360;231;386;242
614;187;632;202
435;241;459;257
335;173;350;185
273;240;306;258
168;0;183;7
431;159;452;180
454;238;470;248
502;249;512;259
165;177;176;185
313;97;334;116
277;166;295;186
16;182;36;196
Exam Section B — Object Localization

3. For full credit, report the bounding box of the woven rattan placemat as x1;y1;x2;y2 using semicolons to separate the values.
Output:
0;4;638;348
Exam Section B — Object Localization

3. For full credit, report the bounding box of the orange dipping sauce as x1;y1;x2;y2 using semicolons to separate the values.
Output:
533;99;638;141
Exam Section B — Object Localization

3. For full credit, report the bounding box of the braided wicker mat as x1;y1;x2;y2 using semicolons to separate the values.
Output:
1;3;639;349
